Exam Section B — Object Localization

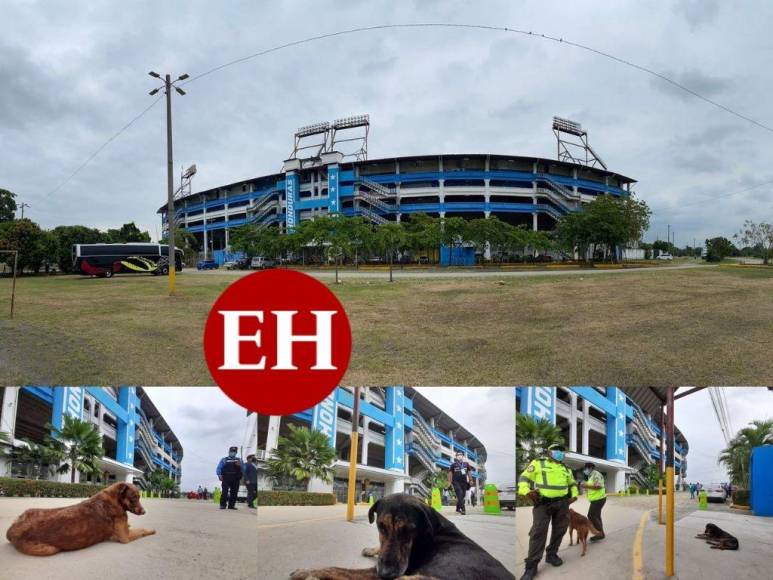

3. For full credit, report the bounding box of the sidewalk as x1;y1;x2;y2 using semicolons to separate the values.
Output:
516;493;773;579
257;503;515;578
1;497;256;580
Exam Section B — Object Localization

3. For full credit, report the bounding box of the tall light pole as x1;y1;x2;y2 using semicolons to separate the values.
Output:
19;202;30;220
149;71;188;295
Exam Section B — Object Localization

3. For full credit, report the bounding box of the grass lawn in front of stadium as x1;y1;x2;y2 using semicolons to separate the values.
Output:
0;265;771;386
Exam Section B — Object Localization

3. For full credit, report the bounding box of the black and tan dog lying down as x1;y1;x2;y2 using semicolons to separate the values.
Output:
695;523;739;550
290;494;514;580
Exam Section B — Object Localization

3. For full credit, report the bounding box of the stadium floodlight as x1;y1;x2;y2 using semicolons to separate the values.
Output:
332;114;370;129
295;121;330;137
149;71;161;79
552;116;585;136
182;164;197;179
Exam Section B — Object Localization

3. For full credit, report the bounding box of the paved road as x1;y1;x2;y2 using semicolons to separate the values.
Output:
1;497;256;580
257;503;515;579
190;263;703;280
516;493;772;579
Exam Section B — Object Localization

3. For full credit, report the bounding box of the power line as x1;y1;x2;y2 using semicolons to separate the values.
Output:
39;22;773;203
651;177;773;213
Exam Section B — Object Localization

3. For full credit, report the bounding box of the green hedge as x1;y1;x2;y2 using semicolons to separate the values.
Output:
257;490;336;506
0;477;107;498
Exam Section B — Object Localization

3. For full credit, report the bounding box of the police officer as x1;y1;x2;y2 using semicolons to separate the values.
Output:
447;450;473;515
216;446;244;510
244;454;258;509
580;462;606;541
517;444;578;580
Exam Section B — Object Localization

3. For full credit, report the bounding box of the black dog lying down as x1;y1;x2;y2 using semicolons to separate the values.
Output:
290;493;514;579
695;523;739;550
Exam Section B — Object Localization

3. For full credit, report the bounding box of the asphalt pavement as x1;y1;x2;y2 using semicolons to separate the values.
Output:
257;503;515;579
1;497;257;580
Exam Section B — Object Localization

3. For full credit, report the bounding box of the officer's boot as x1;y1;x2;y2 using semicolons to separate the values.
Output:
519;564;538;580
545;553;563;567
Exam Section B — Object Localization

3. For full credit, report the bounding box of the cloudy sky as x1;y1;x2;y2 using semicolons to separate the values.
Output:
143;387;254;491
674;387;772;484
3;1;773;244
415;387;515;485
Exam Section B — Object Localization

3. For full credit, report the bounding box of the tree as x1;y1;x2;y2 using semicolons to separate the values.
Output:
229;223;279;259
718;419;773;489
162;228;199;265
403;213;441;263
0;189;17;222
374;222;408;282
0;218;45;273
735;220;773;265
265;424;337;490
705;237;736;262
105;222;151;243
6;438;65;480
46;415;104;483
516;415;565;476
555;194;651;262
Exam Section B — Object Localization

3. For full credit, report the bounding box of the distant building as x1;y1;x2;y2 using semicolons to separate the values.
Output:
257;386;486;502
516;387;688;491
0;387;182;488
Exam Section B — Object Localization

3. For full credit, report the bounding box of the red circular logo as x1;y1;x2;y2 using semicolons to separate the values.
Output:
203;269;352;415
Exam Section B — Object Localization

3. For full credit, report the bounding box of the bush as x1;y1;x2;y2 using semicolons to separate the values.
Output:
0;477;107;498
257;490;336;506
733;489;750;507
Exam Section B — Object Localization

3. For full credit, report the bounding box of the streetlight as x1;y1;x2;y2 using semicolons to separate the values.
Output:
149;71;188;295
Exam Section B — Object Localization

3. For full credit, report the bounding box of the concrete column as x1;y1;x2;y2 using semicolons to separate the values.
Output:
361;418;370;466
203;228;208;259
386;478;405;494
532;213;538;232
569;391;578;453
0;387;19;440
582;399;590;456
224;227;229;253
265;416;281;455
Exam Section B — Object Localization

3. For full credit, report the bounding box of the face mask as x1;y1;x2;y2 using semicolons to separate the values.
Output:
550;450;565;462
228;452;237;458
583;468;590;476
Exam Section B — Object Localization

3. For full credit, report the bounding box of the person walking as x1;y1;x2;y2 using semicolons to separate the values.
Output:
517;444;578;580
580;462;606;542
197;485;203;500
202;486;209;501
216;446;244;510
244;454;258;509
447;451;473;515
689;482;696;499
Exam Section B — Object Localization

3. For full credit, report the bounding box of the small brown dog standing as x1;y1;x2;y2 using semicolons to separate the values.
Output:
568;508;601;557
6;482;155;556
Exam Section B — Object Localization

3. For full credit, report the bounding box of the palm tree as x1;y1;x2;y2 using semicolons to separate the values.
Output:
516;415;566;475
46;416;104;483
265;424;338;490
718;419;773;489
7;438;65;480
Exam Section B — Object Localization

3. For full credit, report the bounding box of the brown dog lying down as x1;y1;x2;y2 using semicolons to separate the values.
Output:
290;493;514;580
568;508;602;557
6;482;155;556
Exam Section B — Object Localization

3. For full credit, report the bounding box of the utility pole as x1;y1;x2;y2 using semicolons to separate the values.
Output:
149;71;188;295
667;224;670;248
19;202;29;220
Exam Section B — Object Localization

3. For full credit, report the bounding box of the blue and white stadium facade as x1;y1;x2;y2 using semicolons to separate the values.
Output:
257;387;487;502
516;387;688;492
0;387;182;488
160;117;636;264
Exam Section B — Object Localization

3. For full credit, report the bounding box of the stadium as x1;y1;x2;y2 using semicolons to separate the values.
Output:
257;386;487;502
160;116;636;265
0;387;182;488
516;387;688;492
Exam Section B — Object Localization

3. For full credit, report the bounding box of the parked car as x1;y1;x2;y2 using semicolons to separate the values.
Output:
222;261;238;270
236;257;251;270
498;482;516;511
417;255;430;264
196;259;218;270
250;256;276;269
656;252;673;261
706;483;726;503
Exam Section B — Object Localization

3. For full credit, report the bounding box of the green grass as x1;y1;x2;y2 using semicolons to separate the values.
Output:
1;266;771;386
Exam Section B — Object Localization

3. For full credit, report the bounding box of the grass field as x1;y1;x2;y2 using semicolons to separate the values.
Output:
1;266;771;386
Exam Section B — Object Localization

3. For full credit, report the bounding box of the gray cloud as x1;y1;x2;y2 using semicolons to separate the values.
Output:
673;0;722;31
